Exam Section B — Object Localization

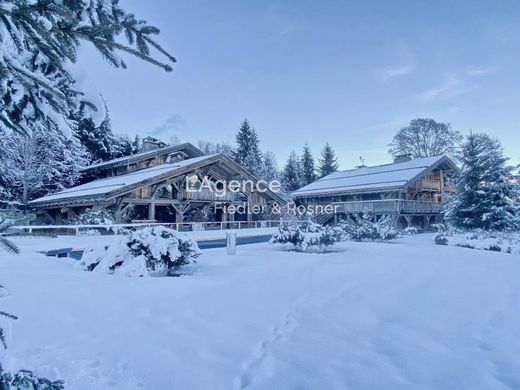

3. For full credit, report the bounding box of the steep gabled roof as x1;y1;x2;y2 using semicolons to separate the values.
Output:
81;142;205;174
293;155;457;198
30;154;285;208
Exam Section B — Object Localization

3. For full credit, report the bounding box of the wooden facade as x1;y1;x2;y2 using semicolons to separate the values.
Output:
30;144;285;225
293;155;457;229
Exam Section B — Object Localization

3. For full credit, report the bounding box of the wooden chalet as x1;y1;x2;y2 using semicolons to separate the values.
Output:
292;155;458;229
30;143;284;225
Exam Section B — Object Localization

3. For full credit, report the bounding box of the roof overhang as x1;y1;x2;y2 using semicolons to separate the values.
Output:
31;153;286;209
292;155;458;199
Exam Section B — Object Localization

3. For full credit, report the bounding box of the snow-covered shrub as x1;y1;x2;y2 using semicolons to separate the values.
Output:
65;209;115;235
67;209;115;226
0;367;64;390
404;227;419;235
435;229;520;254
81;226;201;277
269;221;344;251
431;223;447;233
339;214;399;241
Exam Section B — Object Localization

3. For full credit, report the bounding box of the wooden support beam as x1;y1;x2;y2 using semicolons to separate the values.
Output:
42;211;57;224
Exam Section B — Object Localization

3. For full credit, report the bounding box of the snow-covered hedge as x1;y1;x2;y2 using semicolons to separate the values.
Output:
435;230;520;254
270;221;344;252
339;214;399;241
81;226;201;277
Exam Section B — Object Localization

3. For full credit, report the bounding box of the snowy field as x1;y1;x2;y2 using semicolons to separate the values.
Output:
1;235;520;389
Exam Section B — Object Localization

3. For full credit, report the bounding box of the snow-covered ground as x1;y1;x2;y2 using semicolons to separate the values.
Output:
1;235;520;389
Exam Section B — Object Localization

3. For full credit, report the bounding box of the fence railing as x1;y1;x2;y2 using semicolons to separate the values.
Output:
331;199;443;214
13;220;294;236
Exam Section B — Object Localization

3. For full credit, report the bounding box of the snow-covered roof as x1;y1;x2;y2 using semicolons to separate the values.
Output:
81;142;204;173
31;155;216;206
293;155;455;198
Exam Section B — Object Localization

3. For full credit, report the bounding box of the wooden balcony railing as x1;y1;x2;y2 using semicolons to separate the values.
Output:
180;190;235;202
416;179;441;191
329;199;443;214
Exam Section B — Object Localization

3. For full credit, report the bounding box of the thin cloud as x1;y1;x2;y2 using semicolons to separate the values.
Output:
466;66;496;77
266;2;306;37
419;75;476;103
381;64;413;80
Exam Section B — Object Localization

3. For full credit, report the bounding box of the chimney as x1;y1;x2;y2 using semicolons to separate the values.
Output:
141;136;168;152
394;154;412;163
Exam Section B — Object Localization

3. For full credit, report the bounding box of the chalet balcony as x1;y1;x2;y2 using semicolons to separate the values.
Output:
415;179;441;191
331;199;443;214
179;189;235;202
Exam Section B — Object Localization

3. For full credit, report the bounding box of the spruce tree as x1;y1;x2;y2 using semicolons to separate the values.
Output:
111;135;134;158
445;133;520;231
318;142;339;178
0;3;175;385
259;151;280;183
301;142;317;185
75;101;120;163
232;119;262;176
282;151;303;192
0;0;176;137
132;135;143;154
0;128;88;205
197;141;235;157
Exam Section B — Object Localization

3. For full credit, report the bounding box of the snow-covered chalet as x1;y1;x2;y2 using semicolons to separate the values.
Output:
292;155;458;229
30;142;284;225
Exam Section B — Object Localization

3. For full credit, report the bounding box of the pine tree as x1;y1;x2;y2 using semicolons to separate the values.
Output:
301;142;317;185
111;135;135;158
0;2;175;385
0;0;176;138
75;101;120;163
197;141;235;157
318;142;339;178
282;151;303;192
132;135;143;154
232;119;262;176
0;128;88;205
259;151;280;183
445;133;520;231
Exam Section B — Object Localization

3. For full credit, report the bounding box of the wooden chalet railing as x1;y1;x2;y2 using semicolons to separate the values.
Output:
179;189;235;202
331;199;443;214
416;179;441;191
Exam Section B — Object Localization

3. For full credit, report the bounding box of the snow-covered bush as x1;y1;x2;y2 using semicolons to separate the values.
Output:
339;214;399;241
65;209;115;235
431;223;447;233
66;209;115;226
269;221;344;251
0;367;65;390
81;226;200;277
404;227;419;235
435;229;520;254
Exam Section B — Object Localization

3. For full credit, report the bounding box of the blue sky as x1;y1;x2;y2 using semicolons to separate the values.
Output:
79;0;520;168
